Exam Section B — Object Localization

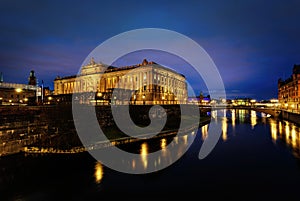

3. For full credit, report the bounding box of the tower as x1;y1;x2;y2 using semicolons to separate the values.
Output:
28;70;37;86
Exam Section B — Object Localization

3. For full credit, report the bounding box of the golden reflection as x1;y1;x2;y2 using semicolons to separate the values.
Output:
269;119;277;143
275;120;300;158
140;143;148;169
160;138;167;151
94;162;104;184
231;109;236;128
238;110;245;122
291;126;297;148
222;117;227;141
278;121;283;135
183;135;188;145
201;124;208;140
285;122;290;144
160;138;167;153
250;110;257;129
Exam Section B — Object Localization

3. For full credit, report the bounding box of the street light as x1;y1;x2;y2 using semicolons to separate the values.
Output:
15;88;22;93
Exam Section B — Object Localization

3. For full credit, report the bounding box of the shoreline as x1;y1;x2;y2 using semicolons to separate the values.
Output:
1;116;211;158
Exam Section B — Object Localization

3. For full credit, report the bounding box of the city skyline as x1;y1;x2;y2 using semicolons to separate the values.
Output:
1;0;300;100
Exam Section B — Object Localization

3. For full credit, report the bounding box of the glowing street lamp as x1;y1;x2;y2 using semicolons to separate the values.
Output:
15;88;22;93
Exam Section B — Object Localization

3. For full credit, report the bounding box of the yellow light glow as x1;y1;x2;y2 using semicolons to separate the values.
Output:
251;110;257;129
291;126;297;148
94;162;104;184
183;135;188;145
140;143;148;169
24;98;28;102
278;122;283;135
48;96;52;100
270;99;279;103
285;122;290;144
97;92;102;97
269;119;277;143
201;125;208;140
222;117;227;141
160;138;167;150
15;88;22;93
231;109;236;128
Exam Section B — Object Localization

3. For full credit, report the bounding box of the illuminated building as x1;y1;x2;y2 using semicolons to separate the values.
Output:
278;64;300;111
0;71;39;105
53;58;188;105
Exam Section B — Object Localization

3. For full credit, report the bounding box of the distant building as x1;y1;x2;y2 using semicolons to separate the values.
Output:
53;58;187;105
0;71;39;105
278;64;300;111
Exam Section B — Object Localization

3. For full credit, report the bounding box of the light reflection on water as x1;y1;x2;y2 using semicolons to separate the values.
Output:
209;109;300;159
2;109;300;200
250;110;257;129
91;108;300;187
269;118;300;158
94;162;104;184
140;142;148;169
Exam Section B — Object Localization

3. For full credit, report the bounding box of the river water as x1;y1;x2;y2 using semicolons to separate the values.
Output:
1;109;300;200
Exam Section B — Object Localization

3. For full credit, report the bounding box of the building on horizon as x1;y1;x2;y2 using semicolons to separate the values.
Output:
278;64;300;111
0;70;39;105
53;58;188;105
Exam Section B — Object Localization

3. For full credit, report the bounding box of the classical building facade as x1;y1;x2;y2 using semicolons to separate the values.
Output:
54;59;187;105
278;64;300;111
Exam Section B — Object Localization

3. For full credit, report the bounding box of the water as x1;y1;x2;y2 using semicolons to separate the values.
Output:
1;109;300;200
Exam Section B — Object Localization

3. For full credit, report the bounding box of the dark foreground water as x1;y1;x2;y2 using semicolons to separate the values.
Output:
1;109;300;200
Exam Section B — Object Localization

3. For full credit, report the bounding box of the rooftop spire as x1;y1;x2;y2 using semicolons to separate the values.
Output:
142;59;148;65
0;72;3;83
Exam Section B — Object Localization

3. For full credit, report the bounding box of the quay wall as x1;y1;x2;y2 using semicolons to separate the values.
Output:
0;104;209;156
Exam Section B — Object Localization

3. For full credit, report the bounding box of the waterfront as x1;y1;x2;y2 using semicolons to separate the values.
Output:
1;109;300;200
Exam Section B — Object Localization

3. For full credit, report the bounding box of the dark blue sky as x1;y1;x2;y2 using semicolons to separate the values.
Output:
0;0;299;100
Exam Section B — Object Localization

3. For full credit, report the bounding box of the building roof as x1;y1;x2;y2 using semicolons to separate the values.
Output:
55;58;184;80
293;64;300;74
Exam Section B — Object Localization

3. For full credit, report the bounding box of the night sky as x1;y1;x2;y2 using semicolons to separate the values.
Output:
0;0;300;100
